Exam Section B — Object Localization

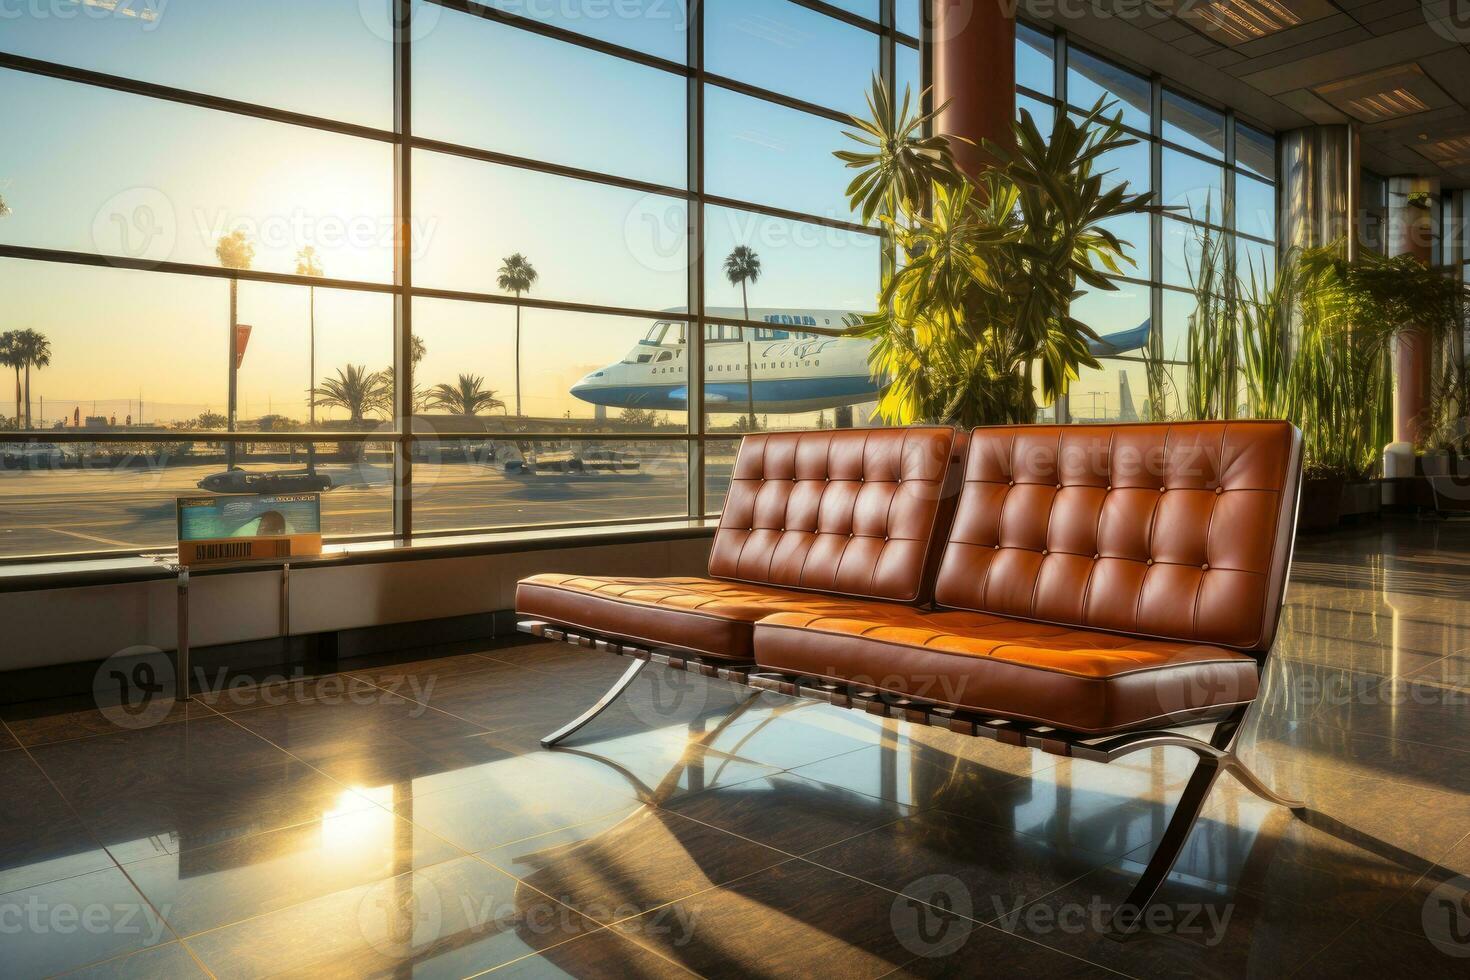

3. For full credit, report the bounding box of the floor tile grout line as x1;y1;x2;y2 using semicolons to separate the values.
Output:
45;940;218;980
876;922;1139;980
338;662;570;737
1282;913;1365;978
0;697;227;752
7;730;212;978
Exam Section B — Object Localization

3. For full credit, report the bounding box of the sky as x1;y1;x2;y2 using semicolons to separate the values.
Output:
0;0;1238;428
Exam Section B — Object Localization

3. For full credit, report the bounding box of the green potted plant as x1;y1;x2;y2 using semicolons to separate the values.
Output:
835;79;1156;425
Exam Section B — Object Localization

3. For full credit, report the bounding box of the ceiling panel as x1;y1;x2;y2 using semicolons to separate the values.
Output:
1313;64;1451;123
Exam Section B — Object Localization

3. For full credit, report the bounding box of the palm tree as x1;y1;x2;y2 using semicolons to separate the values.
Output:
497;253;538;418
426;374;505;416
295;247;324;425
0;331;21;429
0;193;10;218
15;330;51;428
724;245;762;428
313;365;389;424
380;334;428;413
216;230;254;465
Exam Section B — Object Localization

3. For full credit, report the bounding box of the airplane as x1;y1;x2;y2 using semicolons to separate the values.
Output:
570;307;1154;414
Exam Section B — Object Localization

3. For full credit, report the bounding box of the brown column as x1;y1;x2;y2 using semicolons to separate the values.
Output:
1388;176;1437;446
931;0;1016;176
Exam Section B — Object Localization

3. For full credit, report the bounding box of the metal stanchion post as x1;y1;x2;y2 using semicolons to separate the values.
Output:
176;566;191;702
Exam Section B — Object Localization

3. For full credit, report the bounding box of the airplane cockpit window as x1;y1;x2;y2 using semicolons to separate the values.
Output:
655;350;673;362
642;322;671;344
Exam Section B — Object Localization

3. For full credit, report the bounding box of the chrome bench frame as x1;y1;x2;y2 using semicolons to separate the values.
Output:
519;617;1304;936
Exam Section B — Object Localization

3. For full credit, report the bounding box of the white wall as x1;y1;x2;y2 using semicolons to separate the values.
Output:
0;536;714;671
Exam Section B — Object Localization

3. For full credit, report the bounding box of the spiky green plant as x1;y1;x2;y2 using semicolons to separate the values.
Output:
838;87;1157;427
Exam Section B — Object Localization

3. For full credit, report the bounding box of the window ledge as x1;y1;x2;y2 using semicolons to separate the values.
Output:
0;520;719;594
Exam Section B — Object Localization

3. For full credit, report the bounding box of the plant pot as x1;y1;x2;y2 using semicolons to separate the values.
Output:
1419;452;1453;477
1297;475;1345;532
1338;480;1381;522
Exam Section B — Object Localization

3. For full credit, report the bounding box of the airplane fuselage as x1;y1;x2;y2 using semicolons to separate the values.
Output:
571;309;878;414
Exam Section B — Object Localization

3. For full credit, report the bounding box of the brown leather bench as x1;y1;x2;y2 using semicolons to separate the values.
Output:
516;421;1305;931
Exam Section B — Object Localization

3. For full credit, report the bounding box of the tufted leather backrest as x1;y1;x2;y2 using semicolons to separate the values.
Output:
933;422;1302;652
710;427;965;604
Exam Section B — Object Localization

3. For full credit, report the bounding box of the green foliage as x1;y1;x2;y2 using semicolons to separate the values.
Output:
426;374;506;416
313;365;390;423
1181;216;1240;421
1183;238;1466;478
837;82;1156;427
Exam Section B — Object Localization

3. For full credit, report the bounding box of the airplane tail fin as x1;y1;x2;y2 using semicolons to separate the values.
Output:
1118;370;1138;422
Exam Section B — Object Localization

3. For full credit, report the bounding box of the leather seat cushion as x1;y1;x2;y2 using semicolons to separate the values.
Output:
515;573;896;663
753;607;1260;734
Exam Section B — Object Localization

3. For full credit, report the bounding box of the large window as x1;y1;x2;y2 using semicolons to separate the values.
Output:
0;0;916;558
1019;26;1278;423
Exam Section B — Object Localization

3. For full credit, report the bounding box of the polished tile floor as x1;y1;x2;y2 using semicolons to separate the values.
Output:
5;519;1470;978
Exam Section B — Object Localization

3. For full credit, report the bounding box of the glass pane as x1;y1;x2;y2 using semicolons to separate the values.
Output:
1091;128;1151;194
702;324;878;433
0;440;392;559
1162;217;1210;290
1073;279;1150;359
413;150;689;310
1160;287;1196;363
1236;236;1277;292
0;258;224;433
703;206;880;313
1236;122;1277;181
1162;90;1224;159
0;70;395;283
705;87;852;221
705;0;877;117
0;0;392;129
415;9;686;188
0;259;393;439
1236;175;1276;242
896;0;922;37
1162;148;1225;224
1017;23;1055;97
471;0;689;63
1018;94;1054;130
897;42;922;108
413;298;690;429
412;438;688;533
705;438;741;514
242;282;395;429
1066;47;1149;132
1070;360;1155;423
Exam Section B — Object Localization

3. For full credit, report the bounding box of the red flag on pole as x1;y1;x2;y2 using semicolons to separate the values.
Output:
235;324;253;369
